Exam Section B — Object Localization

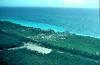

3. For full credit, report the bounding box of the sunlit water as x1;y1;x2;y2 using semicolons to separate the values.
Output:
0;7;99;38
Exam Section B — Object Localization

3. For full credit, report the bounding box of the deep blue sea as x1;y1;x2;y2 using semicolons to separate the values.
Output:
0;7;100;38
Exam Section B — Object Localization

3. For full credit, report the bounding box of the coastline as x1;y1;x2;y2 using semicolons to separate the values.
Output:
0;18;100;39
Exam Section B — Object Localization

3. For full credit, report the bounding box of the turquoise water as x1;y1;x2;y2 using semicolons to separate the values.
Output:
0;7;99;38
0;18;65;32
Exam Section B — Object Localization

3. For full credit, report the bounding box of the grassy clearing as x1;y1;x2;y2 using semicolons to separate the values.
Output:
0;20;100;65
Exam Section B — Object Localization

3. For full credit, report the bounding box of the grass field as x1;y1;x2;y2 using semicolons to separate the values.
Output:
0;20;100;65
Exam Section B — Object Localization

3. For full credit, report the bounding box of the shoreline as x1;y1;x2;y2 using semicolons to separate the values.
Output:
0;19;100;39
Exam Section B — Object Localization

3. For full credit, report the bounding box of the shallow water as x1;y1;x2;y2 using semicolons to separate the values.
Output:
0;7;99;38
0;18;65;32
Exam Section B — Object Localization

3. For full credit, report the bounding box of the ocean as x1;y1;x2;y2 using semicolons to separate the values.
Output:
0;7;99;38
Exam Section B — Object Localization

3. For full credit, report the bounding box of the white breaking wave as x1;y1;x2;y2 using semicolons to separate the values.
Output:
8;42;52;54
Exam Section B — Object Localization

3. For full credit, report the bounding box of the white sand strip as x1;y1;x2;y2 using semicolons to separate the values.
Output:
8;42;52;54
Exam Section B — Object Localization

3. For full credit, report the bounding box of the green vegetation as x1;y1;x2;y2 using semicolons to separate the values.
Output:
0;49;99;65
0;20;100;65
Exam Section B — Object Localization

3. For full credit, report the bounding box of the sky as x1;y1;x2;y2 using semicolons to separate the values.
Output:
0;0;99;8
